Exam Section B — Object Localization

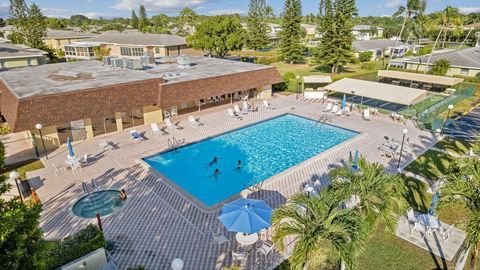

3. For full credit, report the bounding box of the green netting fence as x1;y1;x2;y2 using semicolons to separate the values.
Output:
414;83;477;131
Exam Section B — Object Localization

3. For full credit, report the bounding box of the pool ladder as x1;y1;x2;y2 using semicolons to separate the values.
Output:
316;114;332;127
167;137;182;151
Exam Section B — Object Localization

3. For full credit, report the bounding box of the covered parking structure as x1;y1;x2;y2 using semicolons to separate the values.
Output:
378;70;464;92
324;78;428;112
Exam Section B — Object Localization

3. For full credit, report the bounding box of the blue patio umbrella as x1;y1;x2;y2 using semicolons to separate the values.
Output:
341;94;347;109
67;137;74;157
351;150;360;171
218;197;272;234
428;191;440;216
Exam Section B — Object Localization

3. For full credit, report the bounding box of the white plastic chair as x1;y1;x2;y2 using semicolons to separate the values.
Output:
234;104;245;115
151;123;162;134
163;110;170;119
170;107;178;117
323;102;333;112
363;109;370;120
188;115;202;126
242;102;250;112
164;118;179;130
331;104;339;114
257;240;274;257
52;163;67;175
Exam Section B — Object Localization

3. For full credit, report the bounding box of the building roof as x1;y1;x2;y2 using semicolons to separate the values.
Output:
303;75;332;84
325;78;427;105
353;39;403;51
378;70;464;86
82;32;187;47
46;29;96;39
0;43;48;59
353;24;384;31
0;56;276;99
395;47;480;69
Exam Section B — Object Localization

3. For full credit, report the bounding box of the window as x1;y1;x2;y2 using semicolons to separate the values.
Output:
120;47;144;56
155;47;160;54
120;47;132;56
64;46;76;56
0;60;6;69
131;47;144;56
27;58;33;66
461;68;469;76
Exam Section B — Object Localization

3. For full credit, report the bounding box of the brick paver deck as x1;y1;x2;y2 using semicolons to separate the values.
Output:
27;96;438;269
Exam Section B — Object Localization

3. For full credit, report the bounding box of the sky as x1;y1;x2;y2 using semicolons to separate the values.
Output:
1;0;479;19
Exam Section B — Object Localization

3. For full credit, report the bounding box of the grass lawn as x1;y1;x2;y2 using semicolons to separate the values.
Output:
359;176;472;270
1;159;44;181
404;150;453;180
434;139;471;156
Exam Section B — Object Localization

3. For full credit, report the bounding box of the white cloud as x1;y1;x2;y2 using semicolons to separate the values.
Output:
41;8;112;19
383;0;402;8
112;0;215;12
459;7;480;15
208;9;245;15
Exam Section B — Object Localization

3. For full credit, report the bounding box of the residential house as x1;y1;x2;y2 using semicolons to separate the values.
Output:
353;39;409;61
390;47;480;77
64;31;197;61
44;30;97;50
352;25;384;40
0;42;48;70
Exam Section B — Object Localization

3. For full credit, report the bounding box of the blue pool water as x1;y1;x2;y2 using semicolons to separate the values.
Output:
143;114;357;207
72;190;125;218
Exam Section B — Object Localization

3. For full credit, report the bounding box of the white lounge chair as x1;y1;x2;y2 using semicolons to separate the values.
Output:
439;224;454;241
188;115;202;126
81;153;90;165
234;104;246;115
242;101;250;112
331;104;339;114
227;108;241;118
164;118;179;130
336;108;343;116
150;123;162;134
363;109;370;120
263;100;275;109
170;107;178;117
52;163;67;175
323;102;333;112
257;241;274;257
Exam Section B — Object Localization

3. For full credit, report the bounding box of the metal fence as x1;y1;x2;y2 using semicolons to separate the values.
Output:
415;83;478;131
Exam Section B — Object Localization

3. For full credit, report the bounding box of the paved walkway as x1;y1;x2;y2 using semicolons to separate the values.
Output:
27;96;437;269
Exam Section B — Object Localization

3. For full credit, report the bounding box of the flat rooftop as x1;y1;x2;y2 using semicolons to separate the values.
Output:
0;56;274;99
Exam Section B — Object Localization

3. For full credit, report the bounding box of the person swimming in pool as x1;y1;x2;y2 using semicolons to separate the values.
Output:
119;189;127;200
213;168;221;180
236;160;241;171
207;156;218;168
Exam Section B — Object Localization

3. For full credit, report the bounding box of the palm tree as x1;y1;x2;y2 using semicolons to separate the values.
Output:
329;157;407;233
440;146;480;270
272;190;364;270
387;0;426;69
438;6;462;48
265;5;275;21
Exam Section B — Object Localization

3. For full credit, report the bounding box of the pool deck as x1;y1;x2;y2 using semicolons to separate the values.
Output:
27;95;438;269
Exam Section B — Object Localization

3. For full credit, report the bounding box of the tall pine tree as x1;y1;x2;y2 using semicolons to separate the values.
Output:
131;10;138;29
246;0;269;51
279;0;305;64
138;5;148;31
9;0;46;49
315;0;357;74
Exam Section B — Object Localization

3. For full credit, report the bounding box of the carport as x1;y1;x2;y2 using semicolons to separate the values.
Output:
378;70;464;92
324;78;428;111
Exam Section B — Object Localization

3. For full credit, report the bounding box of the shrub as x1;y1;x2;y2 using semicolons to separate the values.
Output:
361;61;377;70
255;56;280;65
430;59;451;76
358;51;373;62
45;224;105;269
0;125;10;135
417;46;433;56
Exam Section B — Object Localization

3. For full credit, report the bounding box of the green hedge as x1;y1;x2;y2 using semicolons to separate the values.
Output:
45;224;105;269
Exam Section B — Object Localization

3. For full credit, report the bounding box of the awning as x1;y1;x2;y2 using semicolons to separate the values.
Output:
303;75;332;84
378;70;463;86
324;78;428;106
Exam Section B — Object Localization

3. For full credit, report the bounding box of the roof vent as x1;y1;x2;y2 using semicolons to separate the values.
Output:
111;58;124;69
177;55;191;67
102;56;117;66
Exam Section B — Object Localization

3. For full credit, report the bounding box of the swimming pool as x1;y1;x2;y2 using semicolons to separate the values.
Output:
143;114;357;207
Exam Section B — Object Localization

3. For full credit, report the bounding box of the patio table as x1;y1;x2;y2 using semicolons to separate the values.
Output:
236;232;258;246
417;214;441;229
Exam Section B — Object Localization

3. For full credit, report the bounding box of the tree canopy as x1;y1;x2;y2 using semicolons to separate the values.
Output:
246;0;270;51
279;0;305;64
187;15;245;58
430;59;451;76
9;0;47;49
131;10;138;29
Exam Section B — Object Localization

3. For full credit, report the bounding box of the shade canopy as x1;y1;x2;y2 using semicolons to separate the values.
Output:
218;197;272;234
325;78;428;106
303;75;332;84
378;70;463;86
